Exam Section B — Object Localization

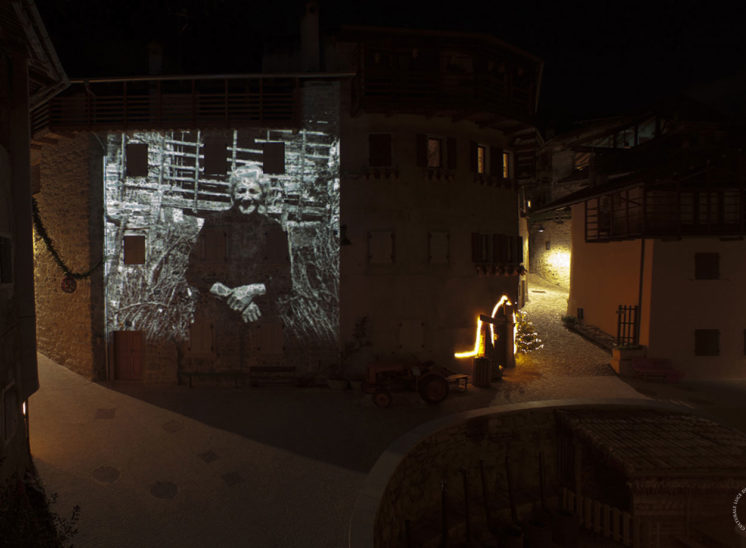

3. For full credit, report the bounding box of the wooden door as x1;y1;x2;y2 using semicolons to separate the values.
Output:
114;331;144;380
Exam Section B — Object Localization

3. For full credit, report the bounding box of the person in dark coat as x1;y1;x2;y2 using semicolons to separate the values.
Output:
184;165;291;370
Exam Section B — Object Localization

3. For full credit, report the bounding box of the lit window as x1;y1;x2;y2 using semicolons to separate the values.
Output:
427;138;441;168
476;145;486;174
502;151;510;179
694;329;719;356
694;253;719;280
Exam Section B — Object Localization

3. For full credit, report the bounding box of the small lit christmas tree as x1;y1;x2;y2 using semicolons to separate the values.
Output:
515;310;544;353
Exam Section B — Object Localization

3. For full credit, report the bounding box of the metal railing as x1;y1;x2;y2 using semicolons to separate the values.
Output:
30;73;352;134
616;305;640;346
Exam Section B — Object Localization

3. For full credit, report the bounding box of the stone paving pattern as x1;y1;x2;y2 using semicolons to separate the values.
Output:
29;275;746;547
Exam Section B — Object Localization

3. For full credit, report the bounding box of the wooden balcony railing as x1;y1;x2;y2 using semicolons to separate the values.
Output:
585;186;746;241
30;73;350;134
354;68;536;121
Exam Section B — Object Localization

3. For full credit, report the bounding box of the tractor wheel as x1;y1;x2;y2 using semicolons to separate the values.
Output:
418;374;449;404
373;390;392;408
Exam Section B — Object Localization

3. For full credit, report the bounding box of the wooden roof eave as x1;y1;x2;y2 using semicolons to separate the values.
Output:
336;25;543;65
12;0;69;107
531;173;641;214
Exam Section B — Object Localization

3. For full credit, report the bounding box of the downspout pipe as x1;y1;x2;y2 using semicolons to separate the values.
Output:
636;238;645;345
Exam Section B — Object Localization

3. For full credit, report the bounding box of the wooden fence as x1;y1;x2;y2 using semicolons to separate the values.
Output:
562;487;661;548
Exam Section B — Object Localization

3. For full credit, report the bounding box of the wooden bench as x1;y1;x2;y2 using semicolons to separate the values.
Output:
630;358;684;383
178;370;247;388
178;367;299;387
446;374;469;392
248;366;297;387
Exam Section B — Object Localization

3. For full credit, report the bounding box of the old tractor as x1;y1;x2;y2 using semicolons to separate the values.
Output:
362;361;466;408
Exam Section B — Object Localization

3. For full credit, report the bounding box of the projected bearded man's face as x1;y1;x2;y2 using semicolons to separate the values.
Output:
232;173;265;215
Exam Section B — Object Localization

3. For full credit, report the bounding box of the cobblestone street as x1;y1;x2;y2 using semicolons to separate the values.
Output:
489;274;647;405
28;275;649;547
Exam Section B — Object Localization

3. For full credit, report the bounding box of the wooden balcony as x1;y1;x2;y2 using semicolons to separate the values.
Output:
30;74;342;134
353;68;535;124
585;184;746;241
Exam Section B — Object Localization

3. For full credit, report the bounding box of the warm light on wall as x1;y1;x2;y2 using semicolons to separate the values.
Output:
546;249;571;270
454;295;512;358
22;401;26;416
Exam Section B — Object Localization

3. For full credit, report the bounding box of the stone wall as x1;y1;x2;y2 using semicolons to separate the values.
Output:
374;409;558;547
34;133;99;378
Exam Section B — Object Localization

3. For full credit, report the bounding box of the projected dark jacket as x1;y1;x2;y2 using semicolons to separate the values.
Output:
185;208;291;321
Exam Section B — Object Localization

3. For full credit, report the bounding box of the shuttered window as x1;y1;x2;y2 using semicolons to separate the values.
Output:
123;235;146;265
263;142;285;174
369;134;392;166
0;236;11;283
694;253;719;280
203;135;227;176
126;143;148;177
694;329;719;356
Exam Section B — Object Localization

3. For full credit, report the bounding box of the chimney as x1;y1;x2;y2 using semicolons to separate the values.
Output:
300;1;320;72
148;41;163;75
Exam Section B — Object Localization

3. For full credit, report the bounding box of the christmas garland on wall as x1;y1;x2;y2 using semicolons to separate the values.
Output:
31;197;101;282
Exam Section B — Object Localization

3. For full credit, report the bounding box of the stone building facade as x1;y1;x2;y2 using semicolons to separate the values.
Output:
34;133;104;379
33;80;341;382
0;0;67;484
31;13;542;383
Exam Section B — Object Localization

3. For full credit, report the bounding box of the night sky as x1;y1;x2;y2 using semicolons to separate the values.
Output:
36;0;746;131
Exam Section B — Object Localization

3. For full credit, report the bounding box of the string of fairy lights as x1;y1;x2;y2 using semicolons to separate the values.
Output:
31;197;102;281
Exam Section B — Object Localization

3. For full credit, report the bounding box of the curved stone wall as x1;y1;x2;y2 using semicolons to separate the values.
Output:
348;399;697;548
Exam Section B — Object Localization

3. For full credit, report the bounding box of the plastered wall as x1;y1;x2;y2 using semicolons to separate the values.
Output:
567;203;653;345
648;238;746;379
340;112;520;373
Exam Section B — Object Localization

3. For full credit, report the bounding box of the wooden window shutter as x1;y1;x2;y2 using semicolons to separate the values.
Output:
416;134;427;167
447;138;458;170
490;146;502;178
509;235;520;263
126;143;148;177
493;234;508;263
263;142;285;174
694;329;719;356
694;252;719;280
123;235;146;265
0;236;12;283
469;141;478;172
369;134;392;166
471;233;481;262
